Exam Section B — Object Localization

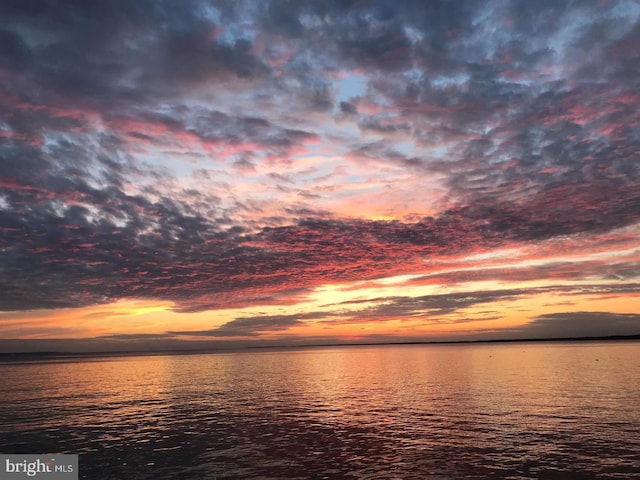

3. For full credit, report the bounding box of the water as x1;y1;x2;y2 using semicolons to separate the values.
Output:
1;342;639;479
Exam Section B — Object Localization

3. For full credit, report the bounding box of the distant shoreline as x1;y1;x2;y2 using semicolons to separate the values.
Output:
0;333;638;361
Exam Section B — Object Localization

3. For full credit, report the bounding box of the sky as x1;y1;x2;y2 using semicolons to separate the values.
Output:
1;0;639;353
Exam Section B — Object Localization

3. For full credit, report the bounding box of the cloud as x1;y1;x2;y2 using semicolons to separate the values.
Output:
1;171;639;313
1;0;639;328
339;101;357;115
170;312;327;337
332;289;524;320
99;333;174;340
422;261;640;286
0;0;271;106
513;311;640;338
323;283;640;326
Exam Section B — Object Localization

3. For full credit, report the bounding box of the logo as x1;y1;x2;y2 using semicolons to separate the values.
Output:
0;455;77;480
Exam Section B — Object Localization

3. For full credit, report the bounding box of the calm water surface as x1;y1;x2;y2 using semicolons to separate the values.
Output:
1;342;639;479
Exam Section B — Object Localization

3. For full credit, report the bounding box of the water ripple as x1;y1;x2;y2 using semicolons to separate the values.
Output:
1;343;639;479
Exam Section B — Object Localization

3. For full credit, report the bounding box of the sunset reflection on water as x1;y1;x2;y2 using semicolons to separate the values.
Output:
1;342;639;479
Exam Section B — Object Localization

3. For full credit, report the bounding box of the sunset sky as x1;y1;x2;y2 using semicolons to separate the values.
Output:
1;0;639;352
